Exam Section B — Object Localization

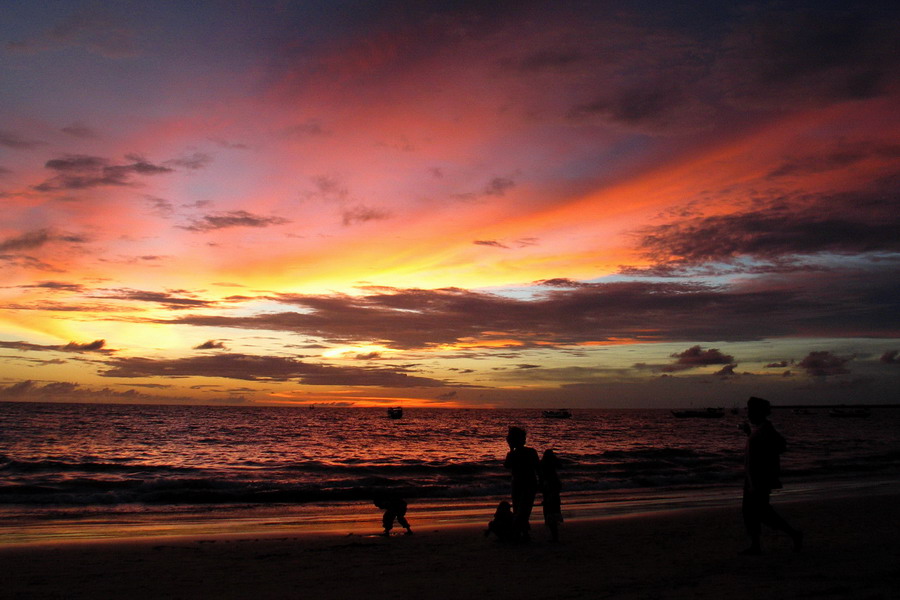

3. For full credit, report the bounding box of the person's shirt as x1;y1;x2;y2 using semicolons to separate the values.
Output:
540;463;561;494
380;498;407;513
505;446;540;487
744;420;786;491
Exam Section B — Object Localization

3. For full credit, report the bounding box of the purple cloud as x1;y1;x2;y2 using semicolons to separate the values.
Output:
34;154;173;191
101;353;446;387
797;351;853;376
181;210;290;232
662;345;736;373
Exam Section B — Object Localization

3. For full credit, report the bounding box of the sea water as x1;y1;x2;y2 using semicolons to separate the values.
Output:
1;402;898;543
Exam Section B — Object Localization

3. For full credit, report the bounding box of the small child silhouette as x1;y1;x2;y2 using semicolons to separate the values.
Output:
374;497;413;536
484;500;515;542
540;449;563;542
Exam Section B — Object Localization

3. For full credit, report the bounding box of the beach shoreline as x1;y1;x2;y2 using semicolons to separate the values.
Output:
3;488;897;600
4;475;897;547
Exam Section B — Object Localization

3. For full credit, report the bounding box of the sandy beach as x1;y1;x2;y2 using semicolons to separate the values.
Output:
2;491;897;600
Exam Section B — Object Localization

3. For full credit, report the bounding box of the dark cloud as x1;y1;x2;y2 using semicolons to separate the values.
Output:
768;144;900;178
568;79;715;134
341;205;389;226
473;238;537;250
0;230;54;252
17;281;86;292
0;380;36;397
662;345;735;372
194;340;227;350
797;351;853;377
181;210;290;232
474;240;508;249
89;288;216;309
718;6;900;110
101;353;445;387
146;196;175;217
302;175;388;226
34;154;173;191
0;339;108;353
535;278;588;288
155;270;900;350
635;185;900;266
0;229;89;253
0;379;200;404
63;340;106;352
714;363;738;377
765;360;792;368
0;130;44;150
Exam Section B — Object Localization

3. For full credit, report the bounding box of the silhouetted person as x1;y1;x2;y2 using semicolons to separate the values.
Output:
374;497;412;536
740;396;803;555
484;500;516;542
540;449;563;542
504;426;540;541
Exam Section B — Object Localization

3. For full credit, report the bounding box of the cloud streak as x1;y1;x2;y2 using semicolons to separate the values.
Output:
34;154;174;191
0;339;109;353
152;271;900;350
181;211;290;232
101;353;447;387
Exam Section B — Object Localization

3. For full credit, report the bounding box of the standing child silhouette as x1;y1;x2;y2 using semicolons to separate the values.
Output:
503;426;540;541
540;449;563;542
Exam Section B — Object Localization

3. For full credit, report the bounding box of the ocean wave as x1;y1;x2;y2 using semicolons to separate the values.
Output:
0;455;197;475
3;404;899;512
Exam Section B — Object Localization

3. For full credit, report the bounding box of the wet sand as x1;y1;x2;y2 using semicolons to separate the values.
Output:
2;491;898;600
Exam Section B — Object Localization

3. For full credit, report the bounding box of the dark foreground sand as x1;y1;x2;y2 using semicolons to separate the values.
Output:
2;492;898;600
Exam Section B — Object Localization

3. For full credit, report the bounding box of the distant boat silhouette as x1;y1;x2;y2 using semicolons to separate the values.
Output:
829;407;870;418
671;407;725;418
542;409;572;419
387;407;403;419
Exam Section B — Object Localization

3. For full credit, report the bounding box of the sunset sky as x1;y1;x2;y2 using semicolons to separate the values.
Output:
1;1;898;408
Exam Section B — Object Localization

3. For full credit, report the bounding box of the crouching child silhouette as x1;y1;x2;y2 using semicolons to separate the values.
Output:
374;497;413;536
484;500;515;542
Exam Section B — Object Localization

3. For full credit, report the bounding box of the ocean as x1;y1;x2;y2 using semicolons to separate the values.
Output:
2;402;898;543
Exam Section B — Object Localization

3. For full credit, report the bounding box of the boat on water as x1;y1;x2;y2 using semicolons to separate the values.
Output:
542;409;572;419
387;407;403;419
829;407;871;418
671;407;725;419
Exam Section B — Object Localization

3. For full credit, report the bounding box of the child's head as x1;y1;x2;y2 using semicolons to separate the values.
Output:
496;500;512;514
506;426;527;448
747;396;771;424
373;498;386;509
541;449;559;466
